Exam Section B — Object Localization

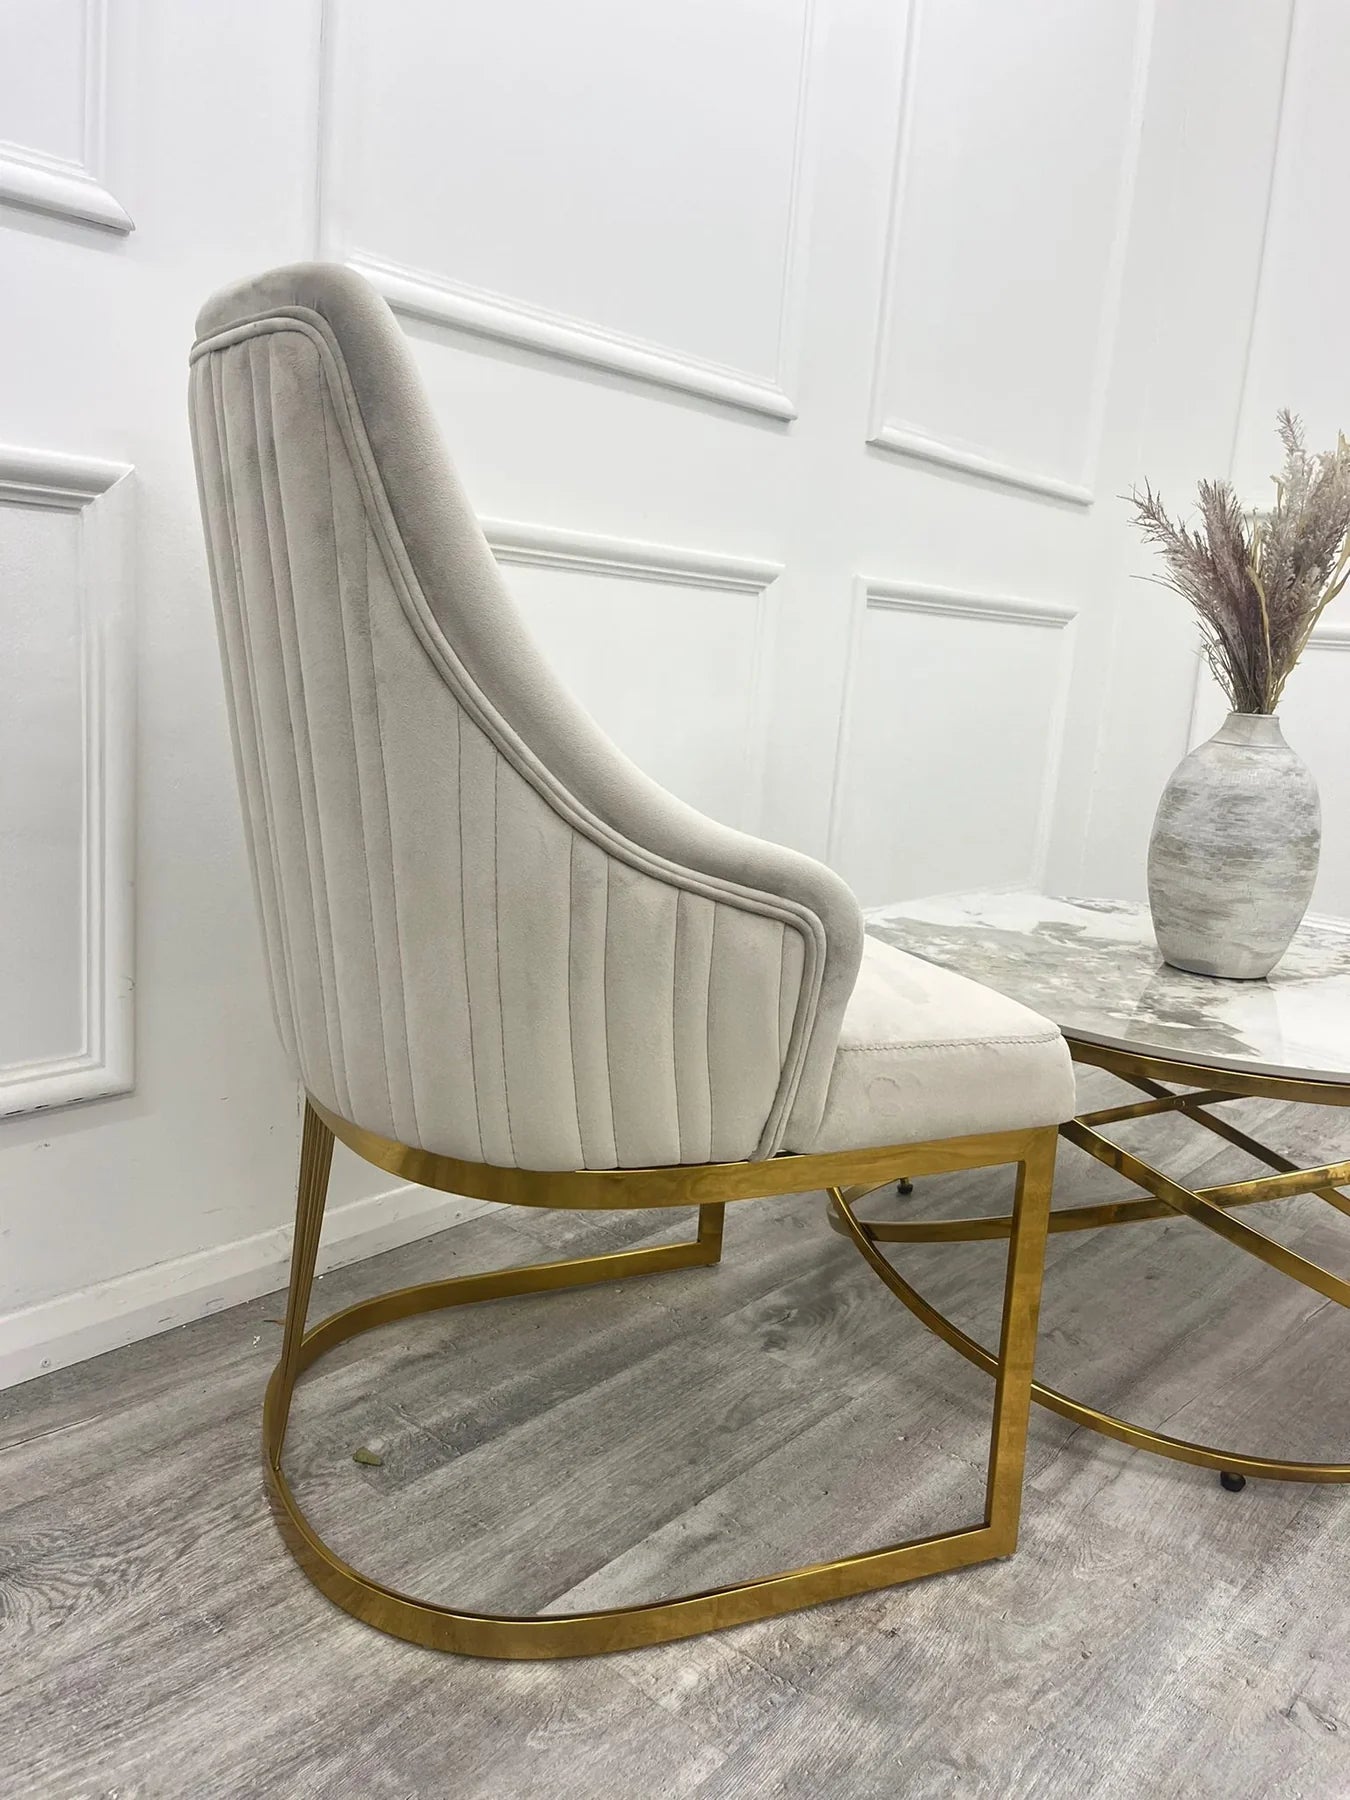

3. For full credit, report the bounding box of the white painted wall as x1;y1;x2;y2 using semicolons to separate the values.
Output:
0;0;1334;1386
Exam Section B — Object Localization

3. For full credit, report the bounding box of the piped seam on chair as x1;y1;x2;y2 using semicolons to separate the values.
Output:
776;925;787;1070
840;1031;1065;1054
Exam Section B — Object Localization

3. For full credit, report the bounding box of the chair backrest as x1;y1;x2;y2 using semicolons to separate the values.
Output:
188;264;862;1170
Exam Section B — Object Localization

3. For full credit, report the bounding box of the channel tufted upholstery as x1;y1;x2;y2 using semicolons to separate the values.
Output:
189;262;1073;1173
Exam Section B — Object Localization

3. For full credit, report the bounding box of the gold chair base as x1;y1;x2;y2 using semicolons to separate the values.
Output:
264;1100;1058;1659
835;1045;1350;1485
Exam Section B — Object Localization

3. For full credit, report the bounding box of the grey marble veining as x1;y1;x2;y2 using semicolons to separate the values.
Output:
866;890;1350;1086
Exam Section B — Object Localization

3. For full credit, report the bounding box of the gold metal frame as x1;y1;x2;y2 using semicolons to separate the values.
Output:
264;1097;1058;1659
837;1039;1350;1484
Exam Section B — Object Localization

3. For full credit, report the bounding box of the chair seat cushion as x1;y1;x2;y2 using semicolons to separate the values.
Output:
800;935;1076;1154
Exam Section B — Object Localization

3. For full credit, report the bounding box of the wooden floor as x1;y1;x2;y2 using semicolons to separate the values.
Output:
5;1069;1350;1798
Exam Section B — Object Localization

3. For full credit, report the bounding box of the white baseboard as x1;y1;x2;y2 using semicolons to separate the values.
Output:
0;1182;487;1392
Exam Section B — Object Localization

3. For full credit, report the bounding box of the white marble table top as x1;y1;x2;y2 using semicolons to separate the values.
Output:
865;891;1350;1088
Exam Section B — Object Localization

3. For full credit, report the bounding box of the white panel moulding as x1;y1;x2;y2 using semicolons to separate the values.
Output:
318;0;814;419
483;519;782;835
0;444;135;1115
861;580;1078;631
827;577;1078;875
0;0;133;232
346;255;800;421
482;518;783;595
864;0;1154;504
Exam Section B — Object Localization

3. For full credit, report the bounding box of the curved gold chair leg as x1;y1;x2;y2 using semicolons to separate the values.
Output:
263;1105;1057;1658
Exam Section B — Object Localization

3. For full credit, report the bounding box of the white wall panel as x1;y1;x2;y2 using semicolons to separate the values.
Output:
0;0;132;231
486;523;780;831
0;446;133;1115
829;581;1075;904
320;0;813;416
868;0;1150;501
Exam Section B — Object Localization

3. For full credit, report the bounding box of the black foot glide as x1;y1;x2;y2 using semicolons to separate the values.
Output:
896;1179;914;1197
1219;1471;1247;1493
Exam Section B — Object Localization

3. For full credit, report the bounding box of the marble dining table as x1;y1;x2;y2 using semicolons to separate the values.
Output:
865;889;1350;1089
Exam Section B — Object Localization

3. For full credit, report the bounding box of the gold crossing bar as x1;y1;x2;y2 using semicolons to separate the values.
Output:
1196;1159;1350;1206
1078;1089;1236;1127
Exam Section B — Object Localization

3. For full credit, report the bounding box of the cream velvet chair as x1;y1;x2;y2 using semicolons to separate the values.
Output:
188;263;1075;1660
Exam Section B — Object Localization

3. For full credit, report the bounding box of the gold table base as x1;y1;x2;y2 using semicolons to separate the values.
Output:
836;1039;1350;1484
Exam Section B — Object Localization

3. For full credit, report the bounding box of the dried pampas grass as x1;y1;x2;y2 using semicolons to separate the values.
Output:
1128;411;1350;714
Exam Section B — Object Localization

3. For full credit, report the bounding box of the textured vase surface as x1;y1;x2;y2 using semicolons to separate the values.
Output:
1147;711;1321;979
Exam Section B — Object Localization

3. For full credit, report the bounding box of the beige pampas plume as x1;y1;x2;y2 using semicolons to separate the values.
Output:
1127;411;1350;713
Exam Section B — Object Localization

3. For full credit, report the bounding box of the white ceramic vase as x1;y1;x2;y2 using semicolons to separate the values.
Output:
1147;712;1320;979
